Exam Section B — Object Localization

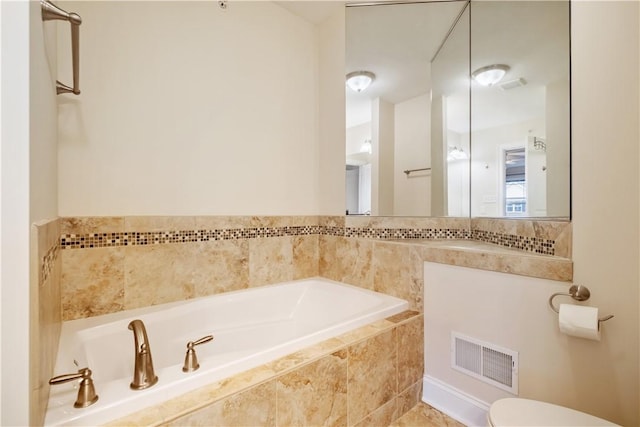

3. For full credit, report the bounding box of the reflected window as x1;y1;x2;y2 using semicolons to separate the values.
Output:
504;147;526;216
505;181;526;214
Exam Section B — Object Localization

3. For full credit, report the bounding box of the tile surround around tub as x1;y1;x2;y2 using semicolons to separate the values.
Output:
36;215;570;427
32;218;62;427
61;246;125;319
60;215;568;256
471;217;572;258
276;349;348;426
59;215;571;319
59;217;322;320
165;381;278;427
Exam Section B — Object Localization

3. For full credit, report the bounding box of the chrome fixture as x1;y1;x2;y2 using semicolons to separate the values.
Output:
41;0;82;95
49;367;99;408
182;335;214;372
346;71;376;92
471;64;510;87
548;285;614;329
128;319;158;390
533;137;547;151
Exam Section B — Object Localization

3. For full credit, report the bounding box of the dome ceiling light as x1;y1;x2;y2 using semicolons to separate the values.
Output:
346;71;376;92
471;64;510;87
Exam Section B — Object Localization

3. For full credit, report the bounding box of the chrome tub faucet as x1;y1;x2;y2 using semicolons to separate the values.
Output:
128;319;158;390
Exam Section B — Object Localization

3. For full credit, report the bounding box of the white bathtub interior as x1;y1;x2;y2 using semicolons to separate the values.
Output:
45;278;408;426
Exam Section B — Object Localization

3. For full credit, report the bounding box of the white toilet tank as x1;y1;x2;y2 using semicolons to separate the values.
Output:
488;398;620;427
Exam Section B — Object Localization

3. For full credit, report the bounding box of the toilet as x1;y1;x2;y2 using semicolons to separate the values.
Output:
487;398;620;426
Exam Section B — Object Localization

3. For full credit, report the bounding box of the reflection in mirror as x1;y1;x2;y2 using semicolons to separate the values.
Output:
345;1;468;216
470;1;570;218
430;3;470;217
345;0;571;219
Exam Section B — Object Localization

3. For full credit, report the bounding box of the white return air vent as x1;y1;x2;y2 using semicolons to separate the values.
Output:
499;77;527;90
451;332;519;394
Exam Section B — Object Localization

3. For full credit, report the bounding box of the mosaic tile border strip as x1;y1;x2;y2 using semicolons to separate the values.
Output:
345;227;470;240
41;243;60;284
60;225;471;249
61;226;322;249
322;226;347;237
472;229;555;256
60;225;554;255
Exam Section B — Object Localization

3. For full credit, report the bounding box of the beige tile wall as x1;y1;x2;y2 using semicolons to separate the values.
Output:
60;217;319;320
31;218;62;426
319;236;426;311
471;217;572;258
59;215;571;320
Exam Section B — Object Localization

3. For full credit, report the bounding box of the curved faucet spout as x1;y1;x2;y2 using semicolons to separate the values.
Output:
128;319;158;390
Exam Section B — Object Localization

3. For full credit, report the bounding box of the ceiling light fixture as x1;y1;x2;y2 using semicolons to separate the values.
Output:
360;139;372;154
346;71;376;93
447;146;468;162
471;64;510;87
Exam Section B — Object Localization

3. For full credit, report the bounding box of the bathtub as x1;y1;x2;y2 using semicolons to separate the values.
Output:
45;278;408;426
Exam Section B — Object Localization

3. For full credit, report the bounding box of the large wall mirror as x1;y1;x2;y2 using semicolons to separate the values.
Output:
345;0;571;218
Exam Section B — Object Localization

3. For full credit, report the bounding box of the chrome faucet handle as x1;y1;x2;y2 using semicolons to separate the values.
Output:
182;335;214;372
49;367;99;408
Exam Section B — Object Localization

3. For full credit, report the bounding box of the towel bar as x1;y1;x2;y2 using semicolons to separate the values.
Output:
41;0;82;95
403;167;431;176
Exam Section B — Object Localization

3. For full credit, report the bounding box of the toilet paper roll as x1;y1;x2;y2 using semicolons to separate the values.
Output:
558;304;601;341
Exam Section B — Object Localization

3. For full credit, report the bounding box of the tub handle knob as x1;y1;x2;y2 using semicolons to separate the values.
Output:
49;367;99;408
182;335;214;372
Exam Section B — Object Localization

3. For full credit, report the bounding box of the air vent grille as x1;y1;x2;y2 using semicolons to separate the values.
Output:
499;77;527;90
451;332;518;394
455;337;481;375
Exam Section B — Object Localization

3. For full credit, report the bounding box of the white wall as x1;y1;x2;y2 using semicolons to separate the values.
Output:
358;164;371;214
318;7;346;216
394;93;431;216
430;95;447;216
570;1;639;424
446;130;470;217
1;2;31;423
545;79;570;217
346;122;371;157
31;9;58;223
57;1;323;216
371;97;394;215
424;3;640;425
345;166;359;214
29;4;59;425
1;0;59;424
424;263;596;418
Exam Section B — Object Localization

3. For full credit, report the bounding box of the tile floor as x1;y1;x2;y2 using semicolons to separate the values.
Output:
391;402;467;427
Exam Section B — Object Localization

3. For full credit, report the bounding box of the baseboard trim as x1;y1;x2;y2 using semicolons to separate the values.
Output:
422;375;490;426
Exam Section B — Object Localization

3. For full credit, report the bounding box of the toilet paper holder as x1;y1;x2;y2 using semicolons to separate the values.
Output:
548;285;614;327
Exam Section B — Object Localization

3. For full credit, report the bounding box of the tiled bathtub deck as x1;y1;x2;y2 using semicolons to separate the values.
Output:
106;310;424;427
